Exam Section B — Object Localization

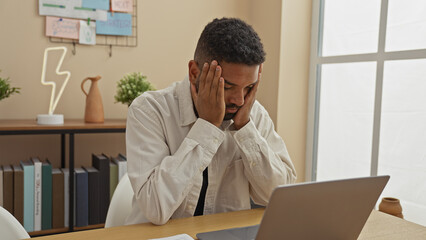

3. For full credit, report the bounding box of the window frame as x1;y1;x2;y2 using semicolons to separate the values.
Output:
306;0;426;181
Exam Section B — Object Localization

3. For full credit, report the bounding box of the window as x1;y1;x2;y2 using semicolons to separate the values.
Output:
307;0;426;226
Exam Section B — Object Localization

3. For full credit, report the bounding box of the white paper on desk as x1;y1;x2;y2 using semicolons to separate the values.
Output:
149;233;194;240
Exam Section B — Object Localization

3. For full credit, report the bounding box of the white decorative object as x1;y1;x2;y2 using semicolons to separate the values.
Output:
37;46;71;125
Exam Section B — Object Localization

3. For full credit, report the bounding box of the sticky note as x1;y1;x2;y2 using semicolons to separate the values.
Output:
46;16;79;39
96;12;132;36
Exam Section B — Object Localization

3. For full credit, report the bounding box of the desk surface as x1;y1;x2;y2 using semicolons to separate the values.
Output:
34;209;425;240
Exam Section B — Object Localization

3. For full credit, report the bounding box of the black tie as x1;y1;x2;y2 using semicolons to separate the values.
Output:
194;167;208;216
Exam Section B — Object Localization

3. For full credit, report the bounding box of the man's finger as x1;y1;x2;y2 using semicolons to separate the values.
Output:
198;62;209;90
253;71;261;93
244;70;261;103
217;77;224;104
211;65;221;98
250;67;262;96
204;60;217;92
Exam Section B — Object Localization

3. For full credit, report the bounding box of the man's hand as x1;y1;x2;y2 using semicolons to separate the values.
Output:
190;60;225;128
232;64;262;130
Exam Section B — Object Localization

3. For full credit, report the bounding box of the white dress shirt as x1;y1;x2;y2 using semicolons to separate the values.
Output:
125;77;297;225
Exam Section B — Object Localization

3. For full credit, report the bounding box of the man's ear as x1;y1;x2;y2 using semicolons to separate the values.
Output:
188;60;200;85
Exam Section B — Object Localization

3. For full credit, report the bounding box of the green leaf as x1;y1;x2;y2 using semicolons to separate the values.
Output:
114;72;156;106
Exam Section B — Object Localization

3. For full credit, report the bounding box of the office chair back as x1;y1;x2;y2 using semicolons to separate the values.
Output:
0;206;30;240
105;173;135;228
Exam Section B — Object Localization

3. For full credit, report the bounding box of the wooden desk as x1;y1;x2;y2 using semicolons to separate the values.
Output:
32;209;426;240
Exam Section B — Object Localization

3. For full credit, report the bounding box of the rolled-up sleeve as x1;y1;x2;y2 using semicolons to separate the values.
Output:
231;104;297;205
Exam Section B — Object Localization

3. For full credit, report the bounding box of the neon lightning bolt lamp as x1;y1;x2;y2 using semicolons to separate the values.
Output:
37;46;71;125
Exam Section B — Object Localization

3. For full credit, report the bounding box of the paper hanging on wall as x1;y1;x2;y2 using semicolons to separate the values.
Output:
82;0;109;10
96;12;132;36
111;0;133;13
46;16;79;39
39;0;107;21
79;20;96;45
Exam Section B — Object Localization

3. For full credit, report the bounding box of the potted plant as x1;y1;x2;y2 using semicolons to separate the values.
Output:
0;70;20;101
114;72;155;106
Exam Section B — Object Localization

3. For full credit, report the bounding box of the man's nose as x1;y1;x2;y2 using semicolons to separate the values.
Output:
229;91;245;107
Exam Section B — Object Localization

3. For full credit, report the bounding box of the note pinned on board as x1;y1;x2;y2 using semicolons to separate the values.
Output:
79;20;96;45
39;0;107;21
96;12;132;36
111;0;133;13
46;16;79;39
82;0;109;10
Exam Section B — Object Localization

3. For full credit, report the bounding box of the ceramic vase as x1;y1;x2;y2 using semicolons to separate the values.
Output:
81;75;104;123
378;197;403;219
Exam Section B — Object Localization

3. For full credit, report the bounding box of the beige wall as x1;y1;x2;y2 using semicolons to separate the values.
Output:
249;0;312;182
0;1;311;181
277;0;312;182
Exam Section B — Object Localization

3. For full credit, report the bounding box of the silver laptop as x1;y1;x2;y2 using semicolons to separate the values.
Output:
197;175;389;240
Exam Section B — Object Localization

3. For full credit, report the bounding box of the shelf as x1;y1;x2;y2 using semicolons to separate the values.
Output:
29;227;69;237
28;224;105;237
0;119;126;134
74;223;105;231
1;119;125;234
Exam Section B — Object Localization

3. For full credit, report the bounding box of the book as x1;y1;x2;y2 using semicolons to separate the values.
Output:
113;155;127;182
92;154;110;223
0;166;3;207
75;168;88;227
21;160;35;232
31;157;42;231
109;160;118;200
41;160;52;230
13;164;24;225
83;166;100;225
118;153;127;160
62;168;69;227
52;168;64;229
2;165;14;214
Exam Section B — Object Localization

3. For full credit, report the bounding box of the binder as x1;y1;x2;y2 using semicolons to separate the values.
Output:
13;165;24;225
83;166;100;225
21;160;35;232
92;154;110;223
31;157;42;231
41;160;52;230
75;168;88;227
2;165;14;214
52;168;64;229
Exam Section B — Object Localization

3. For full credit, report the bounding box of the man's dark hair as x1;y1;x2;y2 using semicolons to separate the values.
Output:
194;18;266;68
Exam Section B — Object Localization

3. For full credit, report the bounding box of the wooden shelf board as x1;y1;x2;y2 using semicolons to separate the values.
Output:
28;224;105;237
0;119;126;131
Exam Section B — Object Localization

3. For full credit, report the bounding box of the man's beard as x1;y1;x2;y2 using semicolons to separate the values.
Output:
224;104;241;120
224;112;236;120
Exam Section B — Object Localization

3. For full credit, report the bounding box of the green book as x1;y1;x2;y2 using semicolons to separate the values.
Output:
109;161;118;200
41;160;52;230
21;160;34;232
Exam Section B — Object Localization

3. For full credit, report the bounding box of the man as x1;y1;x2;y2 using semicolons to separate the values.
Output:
126;18;296;225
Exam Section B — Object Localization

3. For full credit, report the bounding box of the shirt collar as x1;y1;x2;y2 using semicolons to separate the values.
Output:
176;76;197;126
